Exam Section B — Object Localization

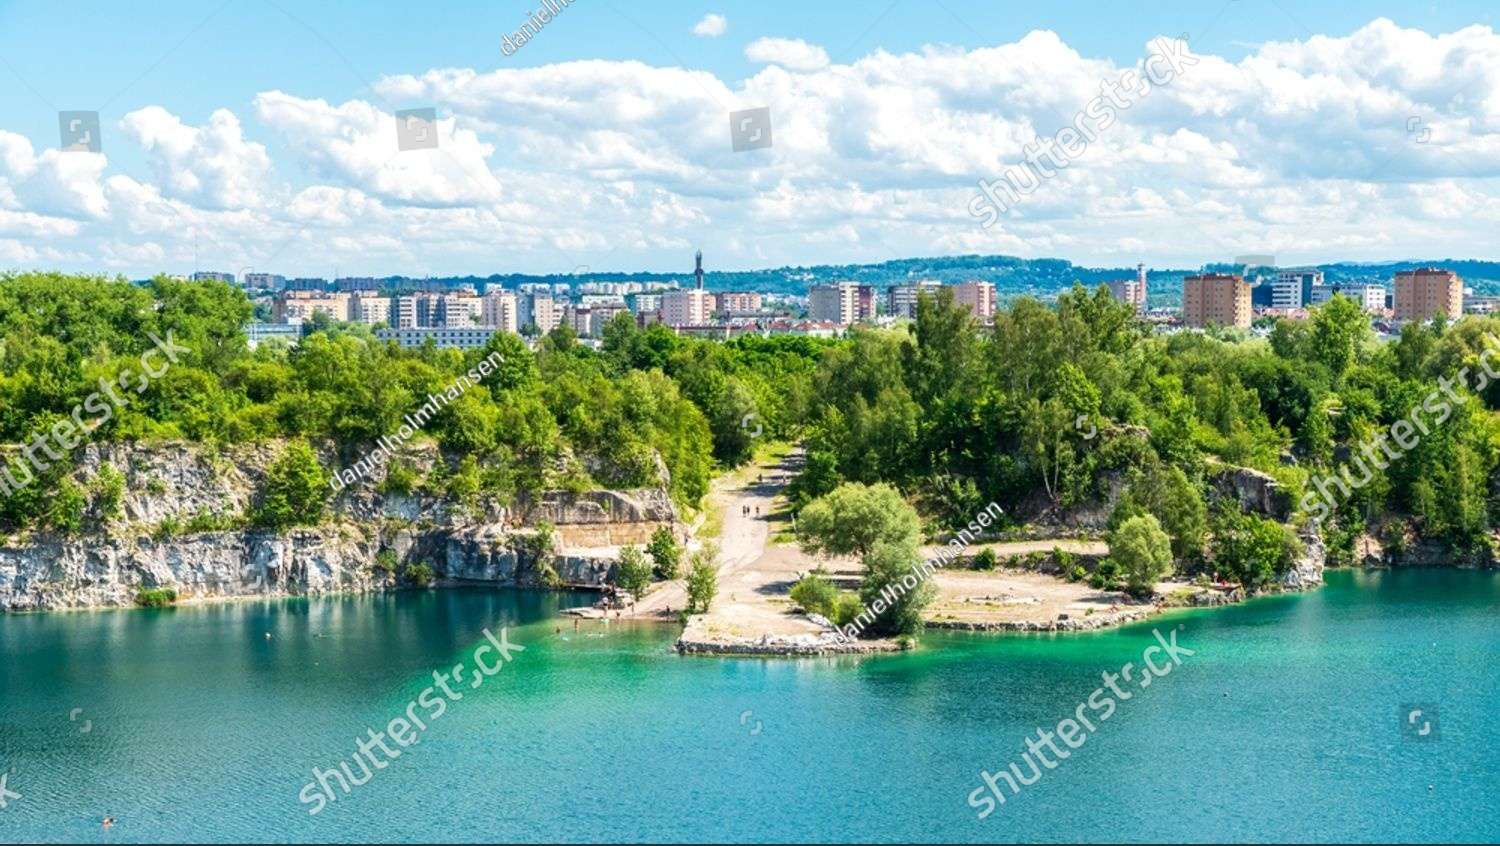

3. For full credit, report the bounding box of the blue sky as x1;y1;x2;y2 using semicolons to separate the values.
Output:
0;0;1497;277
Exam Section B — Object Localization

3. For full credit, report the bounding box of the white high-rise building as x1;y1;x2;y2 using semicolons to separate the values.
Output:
481;290;519;333
1274;269;1323;310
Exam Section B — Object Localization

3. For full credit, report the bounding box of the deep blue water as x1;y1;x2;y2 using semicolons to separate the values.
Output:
0;569;1496;843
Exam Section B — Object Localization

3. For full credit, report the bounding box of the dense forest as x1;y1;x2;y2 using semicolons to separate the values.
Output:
4;272;1500;583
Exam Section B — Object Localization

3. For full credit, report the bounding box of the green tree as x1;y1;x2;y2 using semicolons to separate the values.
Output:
646;525;681;580
255;440;329;529
1309;294;1371;382
1109;514;1173;596
685;549;718;613
1209;506;1302;589
615;544;653;601
795;482;920;558
857;538;934;637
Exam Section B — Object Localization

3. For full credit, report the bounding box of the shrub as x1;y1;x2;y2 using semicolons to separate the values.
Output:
1067;564;1088;583
402;561;435;588
789;568;838;617
135;587;178;608
94;465;126;522
1089;558;1120;591
972;548;998;571
373;549;398;575
255;441;329;529
152;516;182;541
380;461;420;496
49;480;86;534
831;591;864;627
183;510;245;533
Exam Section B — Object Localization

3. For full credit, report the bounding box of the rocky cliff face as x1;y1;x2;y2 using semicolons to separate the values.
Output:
0;441;678;612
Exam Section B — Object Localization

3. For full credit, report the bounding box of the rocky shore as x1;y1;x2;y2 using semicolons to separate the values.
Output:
0;440;680;612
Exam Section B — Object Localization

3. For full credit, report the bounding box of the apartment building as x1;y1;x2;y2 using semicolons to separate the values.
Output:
375;327;497;350
481;290;519;333
808;283;859;325
717;291;763;316
273;290;350;323
951;280;996;320
1394;268;1462;321
887;280;943;319
661;289;712;327
1182;273;1252;329
519;292;562;334
1273;269;1323;310
1309;282;1386;314
242;273;287;291
350;292;391;325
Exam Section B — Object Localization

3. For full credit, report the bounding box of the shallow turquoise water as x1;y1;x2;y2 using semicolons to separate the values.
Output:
0;570;1496;843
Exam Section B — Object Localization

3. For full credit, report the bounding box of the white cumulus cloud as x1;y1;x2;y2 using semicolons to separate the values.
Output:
692;13;727;38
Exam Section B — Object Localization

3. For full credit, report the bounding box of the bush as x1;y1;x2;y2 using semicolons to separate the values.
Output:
255;440;330;529
373;549;398;574
646;526;681;581
135;587;178;608
380;461;420;496
831;591;864;627
972;548;998;571
1089;558;1120;591
402;561;435;588
1067;563;1088;583
183;510;245;533
49;480;86;534
789;568;838;617
94;465;125;522
152;516;182;541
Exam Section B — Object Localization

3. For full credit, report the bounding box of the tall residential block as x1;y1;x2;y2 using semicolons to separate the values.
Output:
886;280;943;319
951;280;996;320
808;283;859;325
661;289;712;326
1394;268;1462;322
1182;273;1252;329
481;290;519;333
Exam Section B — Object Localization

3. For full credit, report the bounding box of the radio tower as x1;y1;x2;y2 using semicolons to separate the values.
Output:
694;250;704;290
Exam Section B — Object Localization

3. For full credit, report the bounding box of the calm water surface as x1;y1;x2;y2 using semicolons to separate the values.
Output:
0;570;1496;843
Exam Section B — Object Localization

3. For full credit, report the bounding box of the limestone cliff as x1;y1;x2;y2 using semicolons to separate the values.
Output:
0;441;678;612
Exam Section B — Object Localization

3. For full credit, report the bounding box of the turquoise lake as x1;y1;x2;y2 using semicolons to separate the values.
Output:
0;569;1496;843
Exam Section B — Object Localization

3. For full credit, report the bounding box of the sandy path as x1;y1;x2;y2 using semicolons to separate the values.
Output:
629;448;808;625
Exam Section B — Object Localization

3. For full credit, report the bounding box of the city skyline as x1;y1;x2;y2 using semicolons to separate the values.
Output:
2;2;1500;277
